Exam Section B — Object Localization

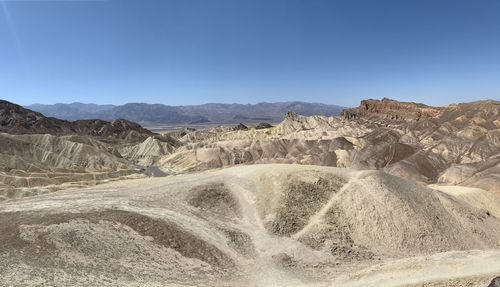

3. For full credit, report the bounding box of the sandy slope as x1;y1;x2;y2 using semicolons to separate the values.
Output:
430;184;500;218
331;250;500;287
0;164;499;286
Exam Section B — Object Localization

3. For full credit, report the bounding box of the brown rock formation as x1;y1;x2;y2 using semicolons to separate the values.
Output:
342;98;442;121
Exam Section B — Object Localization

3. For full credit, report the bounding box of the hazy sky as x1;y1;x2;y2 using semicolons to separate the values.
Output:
1;0;499;107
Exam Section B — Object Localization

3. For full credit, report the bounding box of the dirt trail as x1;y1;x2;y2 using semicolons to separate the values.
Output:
227;177;332;287
292;171;366;239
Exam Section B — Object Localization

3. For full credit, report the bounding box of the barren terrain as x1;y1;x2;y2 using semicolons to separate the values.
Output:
1;164;499;286
1;98;499;286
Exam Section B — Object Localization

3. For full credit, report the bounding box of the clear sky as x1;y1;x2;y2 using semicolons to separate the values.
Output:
1;0;499;107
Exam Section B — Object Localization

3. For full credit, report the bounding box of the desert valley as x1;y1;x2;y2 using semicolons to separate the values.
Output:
0;98;499;286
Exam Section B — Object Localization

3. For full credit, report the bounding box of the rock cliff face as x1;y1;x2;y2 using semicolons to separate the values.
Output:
342;98;442;121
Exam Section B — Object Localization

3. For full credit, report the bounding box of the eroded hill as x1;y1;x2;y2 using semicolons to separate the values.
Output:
0;100;178;199
1;98;499;286
2;98;498;198
156;99;499;193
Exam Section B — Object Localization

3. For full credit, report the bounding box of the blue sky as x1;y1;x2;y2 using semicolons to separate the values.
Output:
1;0;499;107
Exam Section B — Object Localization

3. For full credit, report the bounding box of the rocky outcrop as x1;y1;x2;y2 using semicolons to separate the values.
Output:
342;98;442;121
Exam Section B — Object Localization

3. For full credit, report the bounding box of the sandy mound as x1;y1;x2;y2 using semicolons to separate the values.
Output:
325;172;500;256
251;167;500;259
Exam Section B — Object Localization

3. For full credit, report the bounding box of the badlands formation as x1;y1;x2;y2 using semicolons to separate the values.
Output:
0;98;499;286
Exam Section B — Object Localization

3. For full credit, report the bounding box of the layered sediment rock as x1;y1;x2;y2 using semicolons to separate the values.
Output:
342;98;442;121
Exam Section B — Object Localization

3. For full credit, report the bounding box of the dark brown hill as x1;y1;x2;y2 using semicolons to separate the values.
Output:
0;100;154;142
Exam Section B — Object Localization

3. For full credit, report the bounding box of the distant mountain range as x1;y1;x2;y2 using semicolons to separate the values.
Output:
26;102;347;125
